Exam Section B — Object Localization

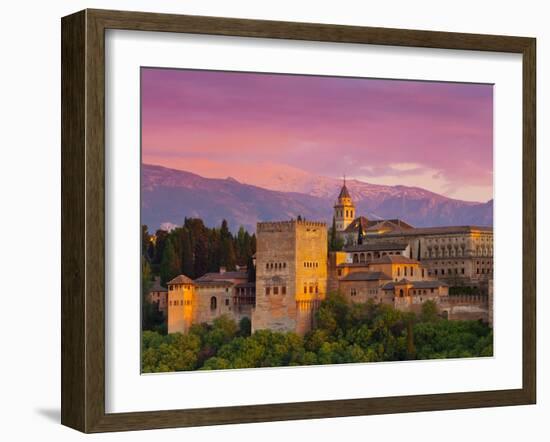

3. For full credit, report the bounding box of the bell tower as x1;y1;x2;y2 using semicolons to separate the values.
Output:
333;176;355;234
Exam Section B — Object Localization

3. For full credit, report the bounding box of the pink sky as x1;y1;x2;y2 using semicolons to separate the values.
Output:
141;68;493;202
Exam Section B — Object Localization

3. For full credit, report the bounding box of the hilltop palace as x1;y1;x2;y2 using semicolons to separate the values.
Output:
149;181;494;336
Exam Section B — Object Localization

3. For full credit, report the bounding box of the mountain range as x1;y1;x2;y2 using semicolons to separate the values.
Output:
141;163;493;233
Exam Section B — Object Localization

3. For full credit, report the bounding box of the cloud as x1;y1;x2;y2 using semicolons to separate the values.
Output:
141;68;493;202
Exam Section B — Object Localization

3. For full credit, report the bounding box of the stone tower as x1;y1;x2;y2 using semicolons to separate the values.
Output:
167;274;196;334
333;178;355;234
252;220;328;336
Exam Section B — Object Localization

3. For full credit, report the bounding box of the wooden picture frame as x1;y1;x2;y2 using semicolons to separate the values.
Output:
61;8;536;433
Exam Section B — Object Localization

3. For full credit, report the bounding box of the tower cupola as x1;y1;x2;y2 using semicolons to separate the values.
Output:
333;176;355;234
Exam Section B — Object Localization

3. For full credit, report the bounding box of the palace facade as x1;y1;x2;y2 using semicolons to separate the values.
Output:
153;182;493;336
334;181;493;294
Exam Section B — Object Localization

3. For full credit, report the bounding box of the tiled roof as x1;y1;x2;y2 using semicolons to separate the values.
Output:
338;184;351;199
343;216;370;233
337;262;369;268
343;217;414;234
411;280;449;289
370;255;419;265
381;279;448;290
195;279;233;287
167;274;194;285
374;225;493;237
195;271;248;282
340;271;392;282
344;242;408;252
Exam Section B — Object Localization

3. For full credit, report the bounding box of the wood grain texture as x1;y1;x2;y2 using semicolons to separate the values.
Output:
522;38;537;404
61;8;537;433
61;10;86;432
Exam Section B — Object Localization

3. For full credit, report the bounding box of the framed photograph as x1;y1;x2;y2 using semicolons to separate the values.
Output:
61;9;536;433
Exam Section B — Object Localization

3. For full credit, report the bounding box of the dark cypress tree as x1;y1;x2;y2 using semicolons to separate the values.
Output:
220;237;237;271
217;219;236;271
153;229;169;266
357;226;364;245
142;225;150;256
329;216;337;251
159;239;179;285
180;227;194;277
250;233;257;255
194;233;209;277
208;229;221;272
246;255;256;283
185;218;210;278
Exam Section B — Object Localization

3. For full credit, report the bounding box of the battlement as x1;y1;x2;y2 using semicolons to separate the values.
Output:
257;219;327;233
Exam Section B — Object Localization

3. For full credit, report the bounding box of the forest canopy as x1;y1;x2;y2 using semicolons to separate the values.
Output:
141;294;493;373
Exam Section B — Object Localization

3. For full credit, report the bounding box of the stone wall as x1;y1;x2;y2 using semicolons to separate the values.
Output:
252;220;327;335
439;294;490;322
167;283;196;334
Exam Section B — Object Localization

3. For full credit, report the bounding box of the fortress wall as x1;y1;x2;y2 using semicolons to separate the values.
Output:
194;285;234;325
167;284;196;334
327;251;346;293
252;221;298;333
252;220;328;335
294;222;328;335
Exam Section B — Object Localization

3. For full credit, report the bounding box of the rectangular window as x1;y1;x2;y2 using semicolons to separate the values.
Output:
273;286;279;295
266;287;270;295
282;286;286;295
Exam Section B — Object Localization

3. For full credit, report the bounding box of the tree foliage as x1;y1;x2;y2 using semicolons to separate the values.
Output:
141;293;493;373
143;218;257;281
328;217;344;252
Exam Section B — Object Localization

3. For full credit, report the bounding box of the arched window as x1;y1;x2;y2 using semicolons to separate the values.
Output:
410;266;414;276
353;254;359;263
404;267;407;277
399;289;404;298
397;267;401;276
210;296;217;310
359;253;365;263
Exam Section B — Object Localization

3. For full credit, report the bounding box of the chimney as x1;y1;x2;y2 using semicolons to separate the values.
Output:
219;266;226;274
